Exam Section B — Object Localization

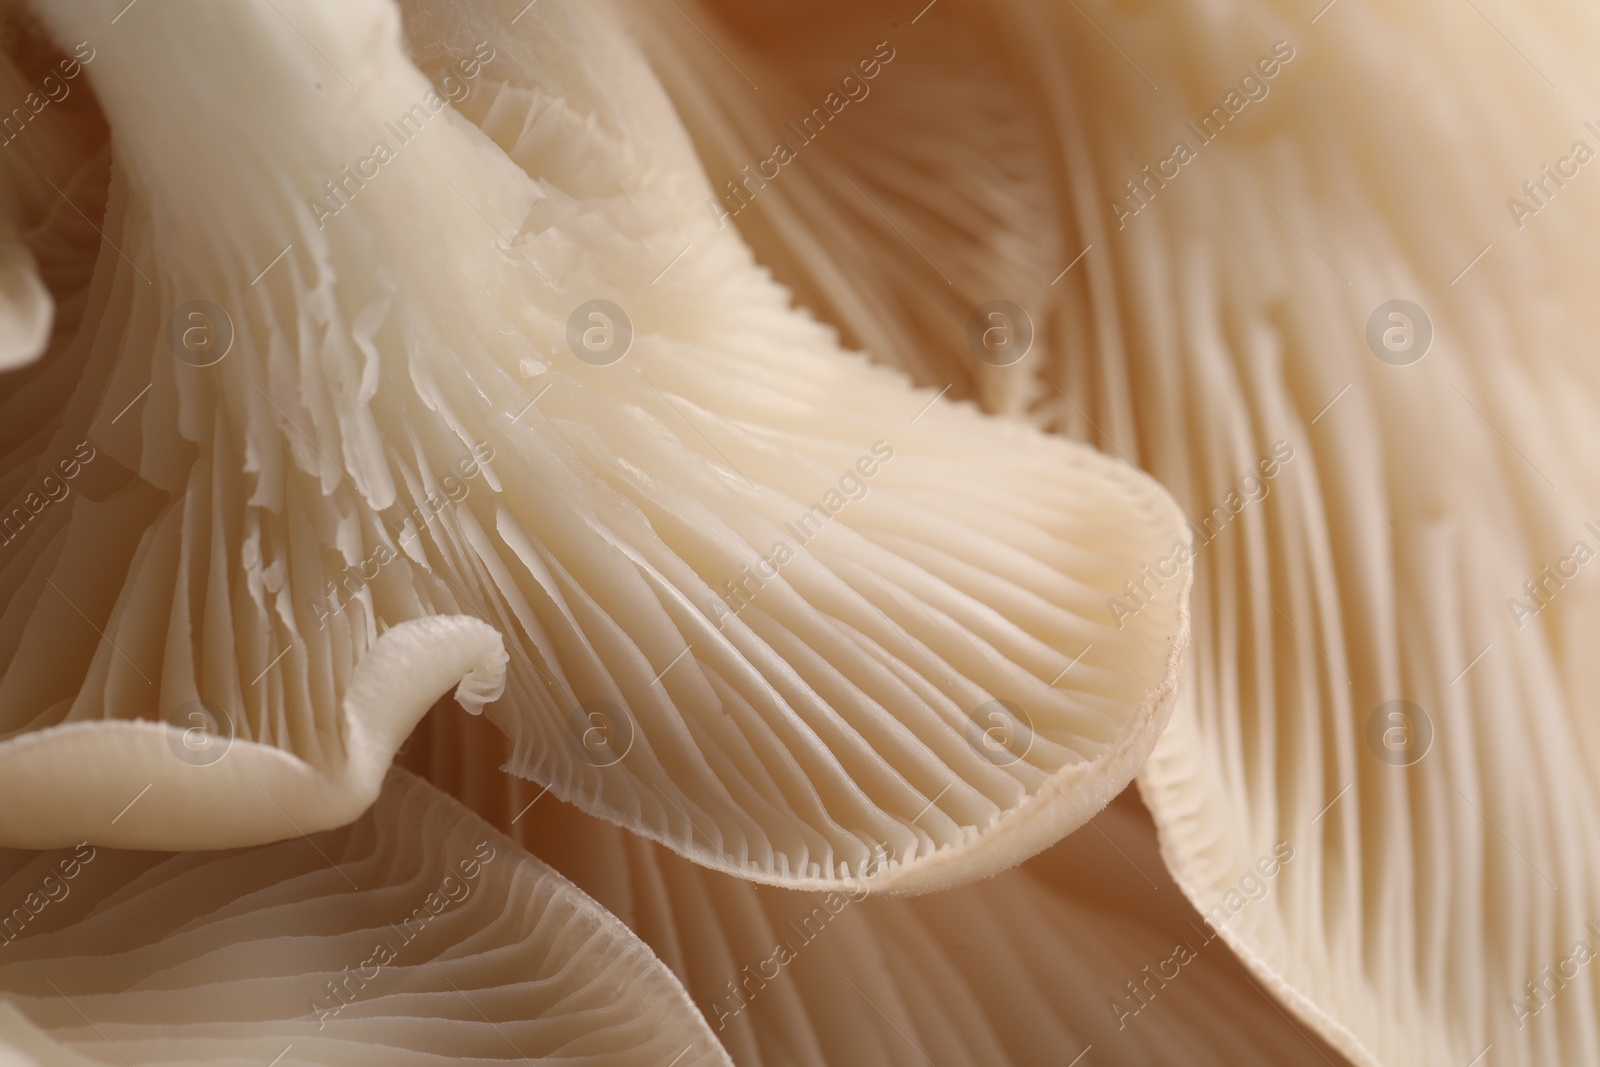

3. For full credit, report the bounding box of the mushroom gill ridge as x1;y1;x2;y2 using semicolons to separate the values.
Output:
0;0;1192;897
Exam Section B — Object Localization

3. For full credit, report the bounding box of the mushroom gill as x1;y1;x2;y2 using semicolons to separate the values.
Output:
633;0;1600;1063
0;0;1189;901
0;768;730;1065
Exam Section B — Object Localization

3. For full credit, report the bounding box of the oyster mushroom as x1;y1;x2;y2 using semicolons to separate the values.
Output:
0;768;730;1065
409;701;1346;1066
0;0;1190;902
635;0;1600;1063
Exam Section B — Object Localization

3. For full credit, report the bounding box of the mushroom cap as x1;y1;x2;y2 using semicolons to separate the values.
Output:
409;708;1343;1065
630;0;1600;1061
0;768;730;1065
0;0;1192;894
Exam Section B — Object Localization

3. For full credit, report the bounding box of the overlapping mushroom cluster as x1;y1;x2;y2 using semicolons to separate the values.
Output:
0;0;1595;1064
